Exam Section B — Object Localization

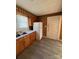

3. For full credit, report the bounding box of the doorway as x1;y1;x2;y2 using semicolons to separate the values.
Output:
47;15;61;40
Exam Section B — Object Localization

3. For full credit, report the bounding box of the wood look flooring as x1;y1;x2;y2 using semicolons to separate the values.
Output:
17;37;62;59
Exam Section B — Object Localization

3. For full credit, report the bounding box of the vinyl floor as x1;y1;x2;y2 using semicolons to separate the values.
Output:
17;37;62;59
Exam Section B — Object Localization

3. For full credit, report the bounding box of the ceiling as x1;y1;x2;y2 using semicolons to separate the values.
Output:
16;0;62;16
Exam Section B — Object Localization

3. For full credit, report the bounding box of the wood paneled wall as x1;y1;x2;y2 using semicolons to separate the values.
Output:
16;6;62;38
37;14;62;38
16;6;37;26
38;16;47;36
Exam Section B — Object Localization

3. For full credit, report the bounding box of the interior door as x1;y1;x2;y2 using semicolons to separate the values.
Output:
47;16;59;40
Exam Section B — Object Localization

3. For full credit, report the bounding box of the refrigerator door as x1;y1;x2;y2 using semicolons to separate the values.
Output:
33;22;42;40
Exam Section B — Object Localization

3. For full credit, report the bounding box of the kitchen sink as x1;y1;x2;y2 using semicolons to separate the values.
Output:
16;32;27;37
16;34;21;37
21;32;27;35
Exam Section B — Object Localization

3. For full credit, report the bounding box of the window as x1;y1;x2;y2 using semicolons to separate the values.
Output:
16;15;29;31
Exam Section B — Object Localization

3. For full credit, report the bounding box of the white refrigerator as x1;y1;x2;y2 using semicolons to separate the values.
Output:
33;22;43;40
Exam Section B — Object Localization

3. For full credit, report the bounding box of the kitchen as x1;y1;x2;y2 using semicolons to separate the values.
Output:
16;0;62;59
0;0;78;59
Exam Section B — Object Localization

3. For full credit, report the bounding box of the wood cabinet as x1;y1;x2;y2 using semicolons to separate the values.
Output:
31;32;36;41
16;31;36;56
30;32;36;44
24;35;30;48
16;37;25;56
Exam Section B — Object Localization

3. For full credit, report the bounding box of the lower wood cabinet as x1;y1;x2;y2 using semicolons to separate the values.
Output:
24;35;30;48
16;31;36;56
16;38;25;56
30;32;36;44
32;32;36;41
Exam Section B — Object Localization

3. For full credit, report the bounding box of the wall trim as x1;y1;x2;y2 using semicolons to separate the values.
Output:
38;12;62;17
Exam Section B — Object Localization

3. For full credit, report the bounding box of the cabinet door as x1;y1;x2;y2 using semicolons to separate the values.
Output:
16;38;24;56
30;32;36;44
16;40;21;55
19;38;25;51
24;35;30;48
32;32;36;41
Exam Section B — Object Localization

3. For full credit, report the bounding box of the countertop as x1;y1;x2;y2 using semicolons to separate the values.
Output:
16;30;36;40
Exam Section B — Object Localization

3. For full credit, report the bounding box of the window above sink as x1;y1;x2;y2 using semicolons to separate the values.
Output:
16;15;29;32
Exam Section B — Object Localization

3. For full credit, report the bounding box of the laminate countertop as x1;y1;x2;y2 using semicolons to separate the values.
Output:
16;30;35;40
